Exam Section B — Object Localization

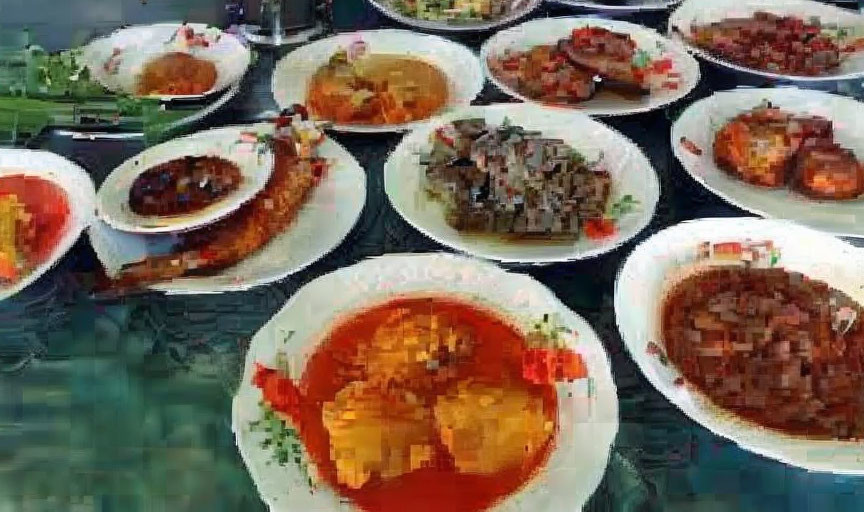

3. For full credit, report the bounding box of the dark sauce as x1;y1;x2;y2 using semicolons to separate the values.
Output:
128;156;242;217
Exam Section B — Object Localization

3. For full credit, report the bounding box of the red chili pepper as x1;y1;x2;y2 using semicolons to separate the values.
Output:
680;137;703;156
523;348;589;385
253;364;304;420
583;218;616;240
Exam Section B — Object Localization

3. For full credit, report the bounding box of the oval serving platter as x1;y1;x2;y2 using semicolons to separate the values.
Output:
271;29;484;133
89;128;366;295
549;0;682;12
481;17;700;117
366;0;541;33
0;149;96;302
672;87;864;238
80;22;252;101
669;0;864;82
385;103;660;264
616;217;864;474
96;124;275;234
233;252;619;511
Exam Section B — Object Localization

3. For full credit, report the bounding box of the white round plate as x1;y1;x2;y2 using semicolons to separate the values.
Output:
615;217;864;474
481;17;701;117
669;0;864;82
672;87;864;238
271;29;484;133
80;22;252;100
88;130;366;295
0;149;96;302
385;103;660;263
366;0;541;33
232;252;619;511
550;0;682;12
96;124;275;234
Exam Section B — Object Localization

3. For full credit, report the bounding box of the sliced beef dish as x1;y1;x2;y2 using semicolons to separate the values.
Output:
422;119;612;238
687;11;842;76
487;26;676;106
662;267;864;440
712;102;864;200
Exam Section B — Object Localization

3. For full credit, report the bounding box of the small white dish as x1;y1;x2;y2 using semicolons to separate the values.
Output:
233;252;619;511
89;131;366;295
96;124;275;234
385;103;660;264
615;217;864;474
671;87;864;238
481;17;701;117
80;22;252;101
669;0;864;82
0;149;96;302
271;29;484;133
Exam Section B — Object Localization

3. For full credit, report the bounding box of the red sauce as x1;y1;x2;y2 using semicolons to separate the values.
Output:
255;297;566;512
0;174;70;265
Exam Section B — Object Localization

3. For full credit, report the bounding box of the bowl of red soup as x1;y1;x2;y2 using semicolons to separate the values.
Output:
0;149;96;301
233;253;618;512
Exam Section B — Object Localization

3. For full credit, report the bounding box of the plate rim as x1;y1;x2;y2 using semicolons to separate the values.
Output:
479;16;702;117
365;0;542;33
384;103;661;264
548;0;683;12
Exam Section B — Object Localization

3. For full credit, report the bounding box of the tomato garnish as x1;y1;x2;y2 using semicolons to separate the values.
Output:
583;218;616;240
523;347;589;385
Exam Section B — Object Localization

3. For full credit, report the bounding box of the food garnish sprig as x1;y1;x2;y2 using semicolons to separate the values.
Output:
249;401;315;488
523;313;589;386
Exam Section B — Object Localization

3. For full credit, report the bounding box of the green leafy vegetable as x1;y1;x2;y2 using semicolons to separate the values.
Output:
250;402;314;488
607;195;639;220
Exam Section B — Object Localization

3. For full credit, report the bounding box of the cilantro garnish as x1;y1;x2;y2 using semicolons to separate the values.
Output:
249;402;314;487
607;195;640;220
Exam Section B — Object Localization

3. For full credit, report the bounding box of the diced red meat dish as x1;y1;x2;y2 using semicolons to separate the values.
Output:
688;11;842;76
663;267;864;440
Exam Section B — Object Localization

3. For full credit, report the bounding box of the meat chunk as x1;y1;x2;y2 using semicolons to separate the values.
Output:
793;143;864;200
433;380;553;474
358;308;475;387
557;27;649;96
713;118;792;188
322;381;436;489
712;105;838;189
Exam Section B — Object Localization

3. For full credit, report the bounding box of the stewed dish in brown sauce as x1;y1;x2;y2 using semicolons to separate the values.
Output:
129;155;242;217
662;266;864;439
